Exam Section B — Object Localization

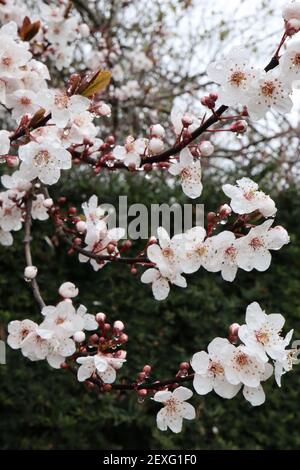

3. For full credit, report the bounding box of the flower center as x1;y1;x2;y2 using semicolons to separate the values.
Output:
229;70;246;87
34;150;50;167
292;53;300;66
261;80;276;97
225;245;237;259
165;397;179;414
255;329;269;344
20;96;31;106
180;167;191;180
209;361;224;376
162;247;174;258
235;351;248;366
20;327;30;339
2;56;12;67
243;190;256;200
195;244;207;256
55;316;66;325
249;236;264;250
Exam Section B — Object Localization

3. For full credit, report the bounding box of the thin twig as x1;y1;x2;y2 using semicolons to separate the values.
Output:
23;196;46;309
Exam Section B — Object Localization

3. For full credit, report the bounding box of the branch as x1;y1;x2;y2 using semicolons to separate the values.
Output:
110;374;194;391
23;196;46;309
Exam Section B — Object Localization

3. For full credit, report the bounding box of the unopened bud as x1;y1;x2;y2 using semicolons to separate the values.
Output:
24;265;38;280
6;156;19;167
96;312;106;323
148;137;164;153
150;124;165;138
59;281;79;298
76;220;87;233
73;331;86;343
229;323;240;344
119;333;128;344
207;211;217;223
201;95;215;109
230;119;248;133
113;320;124;331
43;198;53;208
199;140;214;157
219;204;232;218
181;113;194;127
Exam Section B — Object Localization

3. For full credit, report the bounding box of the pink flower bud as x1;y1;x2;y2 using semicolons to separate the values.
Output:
6;156;19;167
201;96;216;109
96;312;106;323
229;323;240;343
89;333;99;344
73;331;86;343
230;119;248;133
106;135;115;145
76;220;87;233
181;113;194;127
113;320;124;331
143;365;151;374
24;265;38;280
219;204;232;218
199;140;214;157
119;333;128;344
137;388;147;397
207;211;217;223
43;198;54;208
209;92;218;102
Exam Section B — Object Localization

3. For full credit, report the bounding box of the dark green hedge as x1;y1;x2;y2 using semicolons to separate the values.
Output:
0;173;299;450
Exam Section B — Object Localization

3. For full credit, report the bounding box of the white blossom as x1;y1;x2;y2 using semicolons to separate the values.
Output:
207;47;258;107
246;70;293;120
112;136;147;168
0;228;13;246
222;343;266;388
235;219;290;272
77;354;126;384
238;302;292;362
37;90;90;128
168;148;202;199
222;177;277;217
18;140;72;185
0;191;23;232
32;194;50;221
191;338;241;399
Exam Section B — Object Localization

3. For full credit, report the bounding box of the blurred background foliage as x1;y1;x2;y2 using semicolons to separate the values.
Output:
0;0;300;451
0;171;299;450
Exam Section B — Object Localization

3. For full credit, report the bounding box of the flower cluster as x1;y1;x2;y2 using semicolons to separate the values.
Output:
0;175;52;246
8;282;127;387
7;282;98;368
154;302;298;433
142;178;289;300
0;1;90;71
